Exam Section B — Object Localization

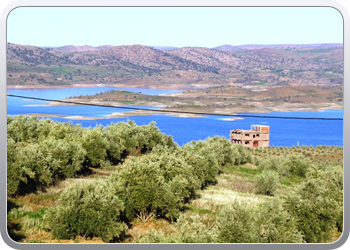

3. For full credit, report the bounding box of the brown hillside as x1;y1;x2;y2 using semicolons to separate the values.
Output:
168;47;240;73
7;43;343;89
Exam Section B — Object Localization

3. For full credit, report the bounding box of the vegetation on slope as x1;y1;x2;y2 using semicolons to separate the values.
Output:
7;117;343;243
64;84;343;115
7;43;343;88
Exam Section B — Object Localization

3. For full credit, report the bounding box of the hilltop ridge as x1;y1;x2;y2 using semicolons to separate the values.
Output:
7;42;343;89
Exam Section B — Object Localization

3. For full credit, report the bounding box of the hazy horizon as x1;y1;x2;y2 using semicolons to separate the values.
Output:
7;7;343;48
8;42;344;49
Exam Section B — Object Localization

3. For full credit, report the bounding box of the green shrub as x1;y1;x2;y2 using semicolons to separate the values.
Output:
109;136;240;223
7;116;41;142
216;200;303;243
216;201;257;243
7;140;60;195
7;117;176;195
232;144;252;165
104;123;126;164
254;170;280;196
258;156;288;176
179;142;220;186
179;136;250;186
107;121;176;157
181;140;221;185
283;154;311;177
254;199;304;243
38;137;86;177
7;138;26;196
285;166;343;242
7;116;83;143
44;181;127;242
110;151;200;222
81;126;108;168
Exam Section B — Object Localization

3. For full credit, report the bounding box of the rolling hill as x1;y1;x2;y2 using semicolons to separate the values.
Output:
7;43;343;89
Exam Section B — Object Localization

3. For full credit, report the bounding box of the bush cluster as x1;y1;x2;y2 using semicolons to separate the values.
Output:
216;199;304;243
44;181;128;242
284;165;343;242
7;116;175;195
137;162;343;244
258;154;311;178
110;136;249;222
136;199;304;243
44;136;248;241
253;154;314;196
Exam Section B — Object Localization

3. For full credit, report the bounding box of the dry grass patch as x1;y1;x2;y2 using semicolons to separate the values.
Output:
88;166;117;177
22;230;105;243
44;177;105;195
216;174;255;193
191;186;270;212
17;193;59;209
242;163;259;169
128;218;174;242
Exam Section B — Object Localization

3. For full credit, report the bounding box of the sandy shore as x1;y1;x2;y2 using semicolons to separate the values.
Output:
21;109;209;120
25;114;107;120
221;117;244;121
21;101;343;121
19;102;342;122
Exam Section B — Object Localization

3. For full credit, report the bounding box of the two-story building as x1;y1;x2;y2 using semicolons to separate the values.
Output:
230;125;270;148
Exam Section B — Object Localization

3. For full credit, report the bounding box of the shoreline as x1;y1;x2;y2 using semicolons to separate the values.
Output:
15;106;343;121
8;85;343;119
7;83;210;90
23;101;344;113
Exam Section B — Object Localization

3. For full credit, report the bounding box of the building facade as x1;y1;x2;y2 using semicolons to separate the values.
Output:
230;125;270;148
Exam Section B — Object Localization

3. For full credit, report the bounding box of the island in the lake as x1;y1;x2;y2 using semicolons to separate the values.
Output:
7;42;343;118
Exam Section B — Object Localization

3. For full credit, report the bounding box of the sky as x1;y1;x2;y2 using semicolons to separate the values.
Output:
7;7;343;47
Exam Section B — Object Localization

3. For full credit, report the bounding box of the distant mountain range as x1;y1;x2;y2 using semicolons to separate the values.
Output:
39;43;343;52
213;43;343;51
7;42;343;88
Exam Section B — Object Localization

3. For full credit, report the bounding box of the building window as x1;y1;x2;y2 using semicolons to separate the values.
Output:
245;134;249;137
245;141;250;145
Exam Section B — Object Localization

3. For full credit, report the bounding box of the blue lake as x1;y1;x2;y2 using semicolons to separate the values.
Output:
7;87;343;147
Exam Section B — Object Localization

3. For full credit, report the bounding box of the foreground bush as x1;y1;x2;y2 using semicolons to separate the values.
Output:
44;181;127;242
284;165;343;242
7;116;176;195
7;139;60;195
137;199;304;243
216;201;257;243
216;200;304;243
110;150;201;222
109;137;245;223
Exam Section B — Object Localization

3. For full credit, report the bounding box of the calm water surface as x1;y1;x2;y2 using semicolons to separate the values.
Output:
7;87;343;147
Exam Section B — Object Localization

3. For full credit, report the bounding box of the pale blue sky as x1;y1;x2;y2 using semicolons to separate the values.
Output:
7;7;343;47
